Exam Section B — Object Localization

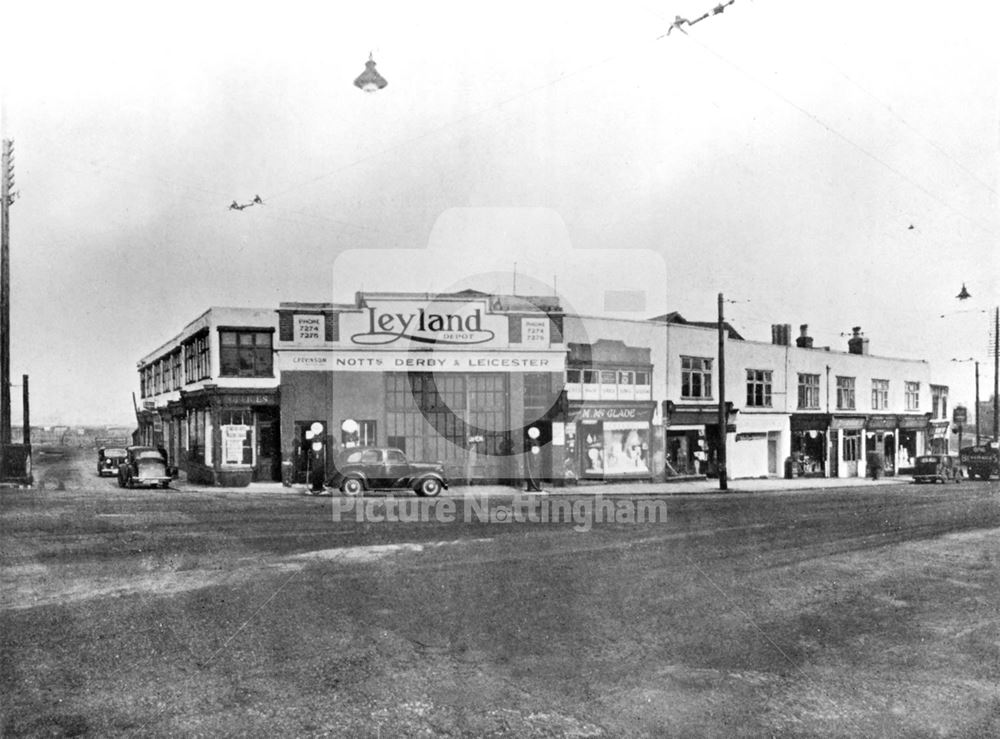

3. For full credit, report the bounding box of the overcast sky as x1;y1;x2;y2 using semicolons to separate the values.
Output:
2;0;997;426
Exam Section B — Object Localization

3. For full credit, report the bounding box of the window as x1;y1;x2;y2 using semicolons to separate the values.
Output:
745;369;772;407
184;332;211;382
139;367;147;398
905;382;920;410
173;350;182;389
220;409;253;465
219;329;273;378
797;373;820;409
843;430;860;461
342;419;376;447
836;376;855;410
931;385;948;419
387;449;406;464
682;357;713;399
871;379;889;411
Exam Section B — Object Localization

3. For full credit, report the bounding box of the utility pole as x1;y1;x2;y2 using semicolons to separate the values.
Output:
717;292;728;491
974;361;980;444
1;137;13;473
994;306;999;442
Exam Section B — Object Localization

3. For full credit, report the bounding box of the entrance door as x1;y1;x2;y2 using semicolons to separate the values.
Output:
829;432;839;478
767;433;779;476
256;411;281;482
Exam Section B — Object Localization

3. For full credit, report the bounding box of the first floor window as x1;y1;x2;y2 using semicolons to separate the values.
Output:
682;356;713;399
836;376;855;410
871;379;889;410
798;373;820;409
746;369;773;407
220;329;274;378
931;385;948;419
905;381;920;410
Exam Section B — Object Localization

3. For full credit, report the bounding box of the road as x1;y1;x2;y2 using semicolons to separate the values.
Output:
2;447;999;737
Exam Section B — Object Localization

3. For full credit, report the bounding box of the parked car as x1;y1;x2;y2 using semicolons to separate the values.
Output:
911;454;963;484
118;446;172;489
97;447;128;477
325;447;448;497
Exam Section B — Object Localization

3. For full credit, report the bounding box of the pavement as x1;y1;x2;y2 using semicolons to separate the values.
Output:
165;473;915;498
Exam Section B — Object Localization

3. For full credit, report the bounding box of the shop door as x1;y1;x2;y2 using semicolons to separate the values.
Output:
256;412;281;482
767;434;778;476
829;432;839;478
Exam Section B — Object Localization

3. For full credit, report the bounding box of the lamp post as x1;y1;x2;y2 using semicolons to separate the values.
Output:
951;358;980;444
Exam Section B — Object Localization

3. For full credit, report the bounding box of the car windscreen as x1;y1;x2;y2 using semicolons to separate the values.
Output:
136;450;165;460
105;448;127;457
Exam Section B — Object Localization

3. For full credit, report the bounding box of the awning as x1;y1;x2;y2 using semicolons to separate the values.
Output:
929;419;950;439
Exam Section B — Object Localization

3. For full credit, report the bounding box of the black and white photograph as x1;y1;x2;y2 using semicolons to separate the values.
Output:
1;1;998;736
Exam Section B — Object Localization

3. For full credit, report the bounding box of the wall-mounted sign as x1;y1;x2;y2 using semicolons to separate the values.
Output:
278;350;566;372
522;317;549;346
294;315;324;345
572;404;656;423
952;406;967;425
340;299;508;349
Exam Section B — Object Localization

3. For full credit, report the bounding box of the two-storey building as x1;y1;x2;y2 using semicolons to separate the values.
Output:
136;307;280;486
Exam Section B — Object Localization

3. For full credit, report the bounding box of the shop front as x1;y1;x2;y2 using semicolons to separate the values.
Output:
276;293;567;485
829;415;866;478
898;413;931;461
865;414;898;476
566;402;656;480
179;387;281;486
790;413;829;477
926;419;950;455
664;402;736;478
730;413;787;478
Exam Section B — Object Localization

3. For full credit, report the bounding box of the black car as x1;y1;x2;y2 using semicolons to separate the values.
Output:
325;447;448;497
118;446;172;489
97;447;128;477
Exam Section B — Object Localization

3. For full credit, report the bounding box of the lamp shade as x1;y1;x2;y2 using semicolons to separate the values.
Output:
354;55;387;92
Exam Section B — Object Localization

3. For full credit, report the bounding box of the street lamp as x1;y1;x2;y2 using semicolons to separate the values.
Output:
354;53;388;92
950;358;980;444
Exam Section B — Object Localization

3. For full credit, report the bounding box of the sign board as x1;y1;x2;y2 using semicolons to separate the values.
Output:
339;299;509;349
952;406;968;425
278;350;565;372
521;317;549;346
572;404;656;423
294;315;324;345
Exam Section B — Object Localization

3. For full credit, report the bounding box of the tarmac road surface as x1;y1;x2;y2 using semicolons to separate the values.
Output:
2;447;998;737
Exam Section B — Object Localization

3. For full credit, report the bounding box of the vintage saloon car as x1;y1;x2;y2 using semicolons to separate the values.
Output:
911;454;963;484
117;446;172;489
97;447;128;477
324;447;448;497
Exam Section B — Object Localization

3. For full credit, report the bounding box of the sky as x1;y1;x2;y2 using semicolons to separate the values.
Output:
1;0;997;426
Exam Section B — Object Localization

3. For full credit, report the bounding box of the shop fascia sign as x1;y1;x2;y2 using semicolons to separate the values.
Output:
574;405;655;422
347;299;503;347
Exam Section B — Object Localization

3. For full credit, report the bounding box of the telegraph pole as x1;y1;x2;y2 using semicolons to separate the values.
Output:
717;292;728;491
1;137;13;470
994;306;999;442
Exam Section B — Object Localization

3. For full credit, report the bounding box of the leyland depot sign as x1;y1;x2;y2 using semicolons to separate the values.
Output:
277;295;565;371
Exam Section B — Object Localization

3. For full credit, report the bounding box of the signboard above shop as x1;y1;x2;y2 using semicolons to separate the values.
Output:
277;350;566;373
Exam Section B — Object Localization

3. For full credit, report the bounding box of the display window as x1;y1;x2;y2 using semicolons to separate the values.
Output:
581;420;650;477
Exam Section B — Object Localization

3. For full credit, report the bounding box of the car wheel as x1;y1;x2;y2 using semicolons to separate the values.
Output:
983;471;992;481
341;477;364;496
161;481;170;489
416;478;442;497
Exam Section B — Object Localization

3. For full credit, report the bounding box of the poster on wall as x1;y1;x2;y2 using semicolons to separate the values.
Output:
223;425;251;465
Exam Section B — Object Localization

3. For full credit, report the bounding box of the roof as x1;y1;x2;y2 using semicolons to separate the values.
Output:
647;312;745;341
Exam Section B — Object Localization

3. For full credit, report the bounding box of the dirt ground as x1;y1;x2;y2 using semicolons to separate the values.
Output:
2;448;999;737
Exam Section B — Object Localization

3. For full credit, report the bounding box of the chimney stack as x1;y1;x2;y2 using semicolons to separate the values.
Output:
771;323;791;346
796;324;813;348
848;326;869;355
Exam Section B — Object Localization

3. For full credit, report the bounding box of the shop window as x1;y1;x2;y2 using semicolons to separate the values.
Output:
798;373;820;409
342;419;376;447
219;329;273;378
905;381;920;410
599;370;618;400
582;370;600;400
187;409;207;464
746;369;772;407
634;371;651;400
220;410;253;466
681;357;712;399
582;421;649;476
836;376;855;410
871;379;889;411
843;430;860;461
